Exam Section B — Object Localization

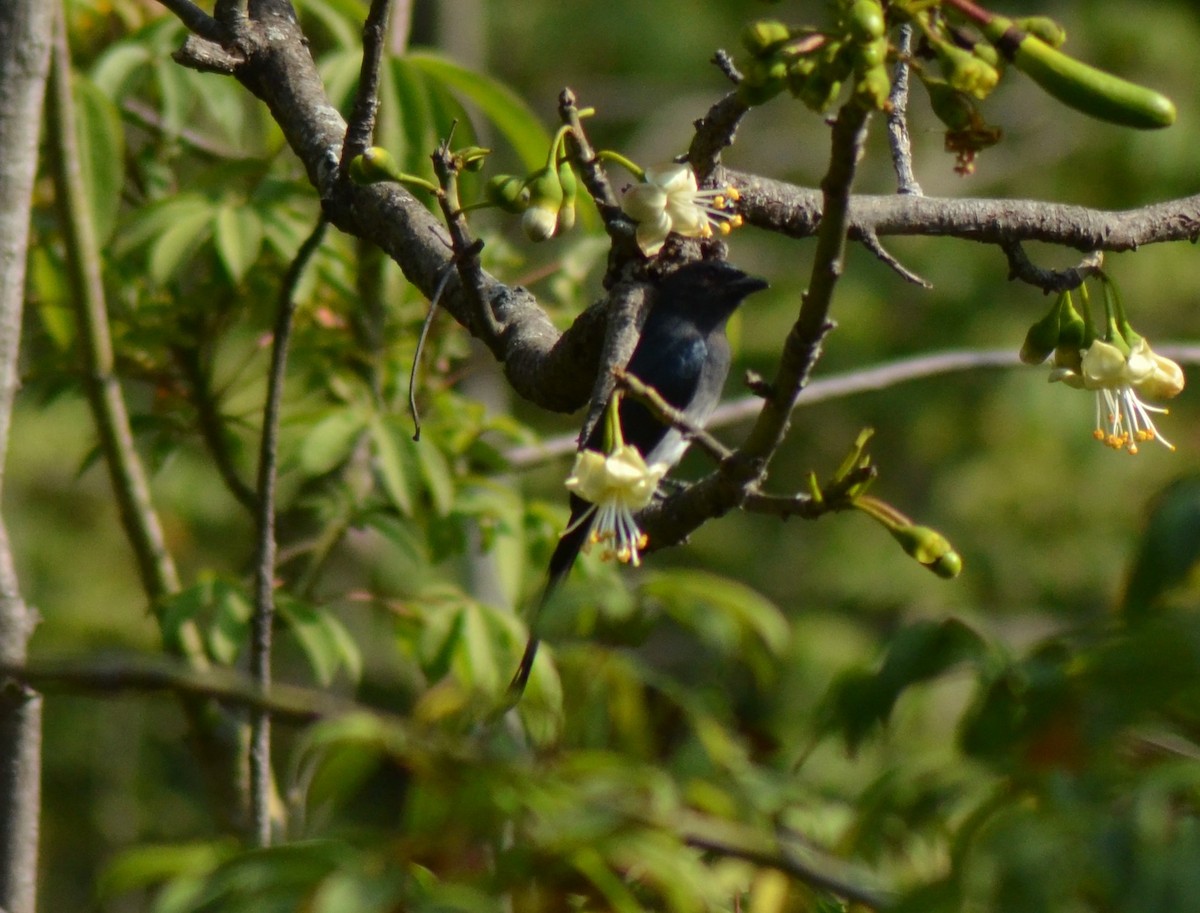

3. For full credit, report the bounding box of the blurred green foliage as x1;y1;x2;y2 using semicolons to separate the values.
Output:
16;0;1200;911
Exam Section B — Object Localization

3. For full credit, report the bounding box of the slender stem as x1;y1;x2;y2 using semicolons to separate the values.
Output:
0;1;53;908
154;0;227;43
341;0;394;170
886;25;922;196
742;103;872;463
250;217;328;847
47;3;184;610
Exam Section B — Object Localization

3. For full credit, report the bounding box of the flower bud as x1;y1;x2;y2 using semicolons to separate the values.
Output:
937;41;1000;100
556;158;578;232
846;0;885;42
521;165;563;241
349;146;405;185
456;145;492;172
1020;297;1063;365
889;524;963;579
484;174;530;213
1015;16;1067;49
923;77;974;131
742;19;791;56
854;64;891;110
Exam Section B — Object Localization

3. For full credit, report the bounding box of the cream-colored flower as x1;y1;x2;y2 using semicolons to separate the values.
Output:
621;164;743;256
565;445;668;565
1051;339;1183;454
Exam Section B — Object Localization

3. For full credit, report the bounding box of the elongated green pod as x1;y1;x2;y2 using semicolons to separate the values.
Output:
983;15;1175;129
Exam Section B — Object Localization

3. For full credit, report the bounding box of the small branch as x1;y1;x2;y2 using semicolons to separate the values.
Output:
250;216;328;847
410;257;465;440
155;0;228;44
340;0;393;171
614;367;732;463
859;228;932;287
431;142;502;345
886;24;922;196
47;11;183;608
578;281;651;448
213;0;248;30
1002;242;1103;292
688;87;752;179
1;658;344;725
558;88;621;219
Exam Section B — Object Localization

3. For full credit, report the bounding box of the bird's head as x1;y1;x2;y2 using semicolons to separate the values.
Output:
655;259;768;329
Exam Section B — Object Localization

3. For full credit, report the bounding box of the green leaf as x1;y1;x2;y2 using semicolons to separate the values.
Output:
413;437;455;516
278;598;363;686
99;840;235;898
72;73;126;244
369;415;414;516
298;408;366;477
148;201;216;285
405;52;552;171
1122;474;1200;621
213;204;264;285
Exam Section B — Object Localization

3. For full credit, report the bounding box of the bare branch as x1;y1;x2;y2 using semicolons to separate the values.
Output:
886;24;922;196
859;228;932;287
1002;242;1103;292
340;0;393;169
250;217;328;846
155;0;227;44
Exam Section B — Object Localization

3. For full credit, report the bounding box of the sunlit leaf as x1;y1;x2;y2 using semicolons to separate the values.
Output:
214;204;264;285
72;72;126;244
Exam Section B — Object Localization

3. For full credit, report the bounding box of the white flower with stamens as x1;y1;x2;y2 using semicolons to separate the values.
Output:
621;163;743;257
565;445;668;565
1051;339;1184;454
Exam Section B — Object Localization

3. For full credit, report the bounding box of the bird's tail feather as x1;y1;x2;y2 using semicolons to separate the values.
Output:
505;506;591;700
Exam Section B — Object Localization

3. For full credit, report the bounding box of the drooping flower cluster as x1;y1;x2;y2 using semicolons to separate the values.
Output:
1023;277;1185;454
565;444;667;566
563;394;669;566
620;163;744;257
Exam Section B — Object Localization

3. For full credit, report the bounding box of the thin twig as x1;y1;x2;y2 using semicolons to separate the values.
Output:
886;24;922;196
614;368;732;463
155;0;227;44
47;12;183;608
409;259;459;440
1002;242;1103;292
341;0;393;171
213;0;248;29
250;216;328;847
859;227;932;287
559;88;620;217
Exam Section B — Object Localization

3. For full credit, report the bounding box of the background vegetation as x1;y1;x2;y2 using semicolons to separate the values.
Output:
9;0;1200;910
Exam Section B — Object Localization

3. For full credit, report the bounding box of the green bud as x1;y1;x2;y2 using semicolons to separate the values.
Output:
456;145;491;172
983;15;1175;129
798;73;843;112
846;0;885;42
923;77;975;131
349;146;405;185
1015;16;1067;49
555;158;578;232
855;64;891;110
889;524;963;579
521;165;563;241
742;19;791;56
1020;294;1064;365
937;41;1000;100
1056;290;1089;349
971;42;1001;70
855;35;889;71
738;55;788;105
483;174;530;213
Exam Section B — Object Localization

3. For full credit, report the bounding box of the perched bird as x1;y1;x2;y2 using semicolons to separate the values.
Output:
508;259;768;698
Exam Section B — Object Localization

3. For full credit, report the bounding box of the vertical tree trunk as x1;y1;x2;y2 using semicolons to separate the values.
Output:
0;2;55;912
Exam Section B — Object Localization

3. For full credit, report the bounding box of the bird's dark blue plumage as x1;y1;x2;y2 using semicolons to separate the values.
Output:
508;259;767;699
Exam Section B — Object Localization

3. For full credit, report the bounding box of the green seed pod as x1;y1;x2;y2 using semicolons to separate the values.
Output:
484;174;530;213
983;15;1175;128
1020;295;1064;365
798;72;843;112
742;19;791;56
846;0;885;42
922;77;975;131
1015;16;1066;49
555;158;578;232
738;55;788;104
348;146;405;185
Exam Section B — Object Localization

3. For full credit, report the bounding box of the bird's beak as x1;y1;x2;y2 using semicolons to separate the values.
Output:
732;273;769;296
